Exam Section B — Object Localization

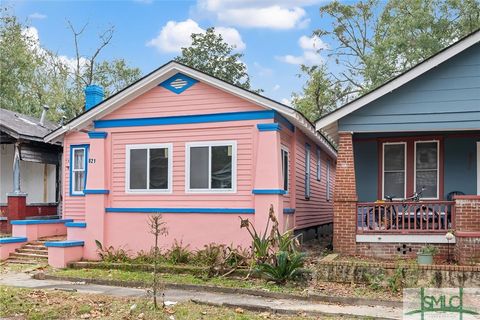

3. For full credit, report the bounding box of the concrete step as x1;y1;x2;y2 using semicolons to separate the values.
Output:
9;253;48;260
22;245;47;251
5;259;43;265
16;248;48;255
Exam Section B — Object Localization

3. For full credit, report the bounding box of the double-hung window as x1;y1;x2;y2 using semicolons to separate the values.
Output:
316;148;322;181
326;159;331;201
71;145;88;195
281;147;289;192
305;144;311;199
186;141;236;192
126;144;172;193
382;142;406;199
415;141;439;199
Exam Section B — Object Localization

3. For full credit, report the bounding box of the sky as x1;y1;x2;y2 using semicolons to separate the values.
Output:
7;0;337;104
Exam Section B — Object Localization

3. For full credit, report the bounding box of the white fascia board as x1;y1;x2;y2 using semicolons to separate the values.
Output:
315;31;480;132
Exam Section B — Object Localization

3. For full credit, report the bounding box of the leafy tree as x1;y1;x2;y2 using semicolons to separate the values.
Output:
175;27;254;90
0;9;141;122
294;0;480;121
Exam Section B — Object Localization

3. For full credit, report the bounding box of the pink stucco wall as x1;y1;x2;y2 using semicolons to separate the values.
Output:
48;246;84;268
60;78;335;261
0;242;24;260
12;223;67;241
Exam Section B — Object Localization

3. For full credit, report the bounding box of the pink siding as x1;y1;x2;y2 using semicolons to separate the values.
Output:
108;120;263;208
104;82;264;120
294;131;335;230
63;132;88;220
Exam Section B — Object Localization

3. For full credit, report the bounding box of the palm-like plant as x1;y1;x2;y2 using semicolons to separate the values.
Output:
257;251;306;284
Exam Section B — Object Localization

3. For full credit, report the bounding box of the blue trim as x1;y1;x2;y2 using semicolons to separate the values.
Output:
84;189;109;194
94;110;275;129
45;240;84;248
65;222;87;228
274;112;295;132
257;123;281;132
252;189;287;195
0;237;28;244
160;73;198;94
283;208;295;215
69;144;89;197
88;131;108;139
106;207;255;214
11;219;73;225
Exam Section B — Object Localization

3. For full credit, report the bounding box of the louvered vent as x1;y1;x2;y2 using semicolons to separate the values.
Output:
170;78;188;89
159;73;198;94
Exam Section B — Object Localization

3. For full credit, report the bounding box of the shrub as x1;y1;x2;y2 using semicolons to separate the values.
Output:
166;240;191;264
256;251;306;284
95;240;130;263
193;243;225;267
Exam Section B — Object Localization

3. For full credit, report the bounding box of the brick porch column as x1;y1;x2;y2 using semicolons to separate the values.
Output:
453;195;480;265
333;132;358;255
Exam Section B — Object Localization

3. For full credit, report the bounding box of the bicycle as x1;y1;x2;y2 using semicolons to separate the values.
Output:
362;187;442;231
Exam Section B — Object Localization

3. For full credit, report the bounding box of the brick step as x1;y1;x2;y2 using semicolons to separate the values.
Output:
8;252;48;260
15;248;48;255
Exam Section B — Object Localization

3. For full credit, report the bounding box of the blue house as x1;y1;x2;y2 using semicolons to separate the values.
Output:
315;30;480;262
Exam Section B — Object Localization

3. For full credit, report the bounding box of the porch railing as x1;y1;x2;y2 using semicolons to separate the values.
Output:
357;201;455;233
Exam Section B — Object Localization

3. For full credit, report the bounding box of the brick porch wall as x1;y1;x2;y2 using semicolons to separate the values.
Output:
333;132;357;255
454;195;480;265
356;243;451;261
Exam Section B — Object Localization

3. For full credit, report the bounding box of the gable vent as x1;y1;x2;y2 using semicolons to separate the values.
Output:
159;73;198;94
170;78;188;89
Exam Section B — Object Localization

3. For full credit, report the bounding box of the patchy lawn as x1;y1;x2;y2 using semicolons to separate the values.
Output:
0;285;354;320
49;266;401;301
50;267;302;294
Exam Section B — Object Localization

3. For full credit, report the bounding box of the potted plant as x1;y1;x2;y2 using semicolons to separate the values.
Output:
417;245;438;265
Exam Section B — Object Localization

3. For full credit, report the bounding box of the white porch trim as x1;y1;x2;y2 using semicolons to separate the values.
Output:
356;234;455;244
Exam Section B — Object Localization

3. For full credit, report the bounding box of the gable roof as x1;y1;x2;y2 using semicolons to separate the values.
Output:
315;29;480;143
44;61;337;157
1;108;59;143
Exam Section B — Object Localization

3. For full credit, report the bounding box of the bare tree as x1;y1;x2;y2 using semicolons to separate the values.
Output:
148;214;168;309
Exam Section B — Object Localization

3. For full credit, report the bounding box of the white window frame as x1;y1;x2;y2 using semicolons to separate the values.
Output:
185;140;237;193
125;143;173;194
477;142;480;195
71;147;87;195
281;146;289;193
382;142;407;200
414;140;440;200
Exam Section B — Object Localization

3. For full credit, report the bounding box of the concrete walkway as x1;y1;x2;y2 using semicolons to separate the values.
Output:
0;271;402;319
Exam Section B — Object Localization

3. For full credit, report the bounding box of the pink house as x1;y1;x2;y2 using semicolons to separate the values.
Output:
3;62;336;267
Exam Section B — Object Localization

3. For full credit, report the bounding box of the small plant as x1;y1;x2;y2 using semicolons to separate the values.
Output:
166;240;191;265
148;214;168;310
239;216;271;263
223;245;251;268
418;245;438;255
193;243;225;267
95;240;130;263
365;272;386;291
256;251;306;284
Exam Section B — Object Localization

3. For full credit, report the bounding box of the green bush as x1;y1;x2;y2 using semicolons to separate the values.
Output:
95;240;130;263
256;251;306;284
166;240;191;264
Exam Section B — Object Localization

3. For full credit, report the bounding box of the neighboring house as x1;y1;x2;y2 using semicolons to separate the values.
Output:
37;61;336;263
0;107;62;233
315;30;480;264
